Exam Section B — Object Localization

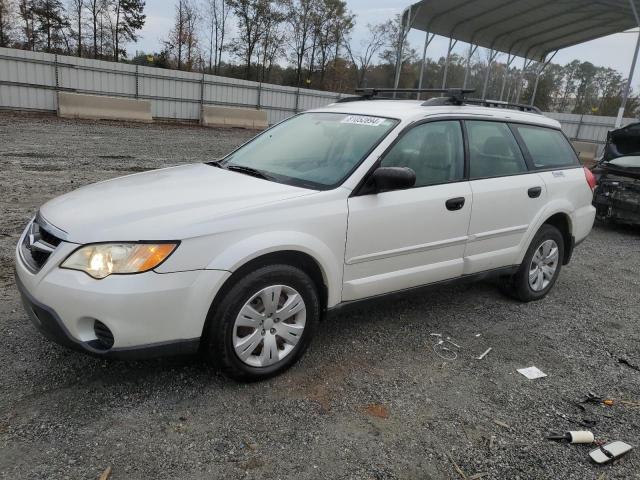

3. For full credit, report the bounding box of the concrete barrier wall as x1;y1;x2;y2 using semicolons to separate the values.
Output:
201;105;268;130
57;92;152;122
571;140;600;166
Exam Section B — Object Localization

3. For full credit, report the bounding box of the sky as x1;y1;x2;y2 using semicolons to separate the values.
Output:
131;0;640;85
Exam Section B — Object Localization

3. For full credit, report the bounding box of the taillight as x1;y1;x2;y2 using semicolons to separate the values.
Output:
583;166;597;191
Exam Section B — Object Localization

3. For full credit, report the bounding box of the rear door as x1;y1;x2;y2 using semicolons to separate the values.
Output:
463;120;548;274
344;120;472;301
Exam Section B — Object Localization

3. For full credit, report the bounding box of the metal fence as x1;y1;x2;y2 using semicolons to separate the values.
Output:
0;47;346;125
546;111;636;146
0;47;636;142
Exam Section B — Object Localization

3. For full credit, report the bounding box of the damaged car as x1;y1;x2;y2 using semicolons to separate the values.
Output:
593;123;640;226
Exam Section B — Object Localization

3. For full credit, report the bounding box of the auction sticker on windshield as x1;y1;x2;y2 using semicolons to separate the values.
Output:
341;115;386;127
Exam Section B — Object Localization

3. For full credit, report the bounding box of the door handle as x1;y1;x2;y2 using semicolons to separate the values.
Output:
528;187;542;198
445;197;466;211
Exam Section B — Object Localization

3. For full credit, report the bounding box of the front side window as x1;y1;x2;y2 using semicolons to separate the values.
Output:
221;112;398;189
381;121;464;187
467;121;527;179
513;125;579;168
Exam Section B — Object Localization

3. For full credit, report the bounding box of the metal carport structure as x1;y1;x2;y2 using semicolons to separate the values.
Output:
394;0;640;126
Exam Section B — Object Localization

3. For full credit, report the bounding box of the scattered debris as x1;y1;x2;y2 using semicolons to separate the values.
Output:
469;474;489;480
98;466;112;480
589;441;634;464
476;348;492;360
546;431;595;444
603;399;615;407
493;419;510;429
364;404;389;419
430;333;460;361
488;435;496;450
517;366;547;380
447;453;467;480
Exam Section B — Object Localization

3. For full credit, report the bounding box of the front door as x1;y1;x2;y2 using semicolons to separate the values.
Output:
344;120;472;301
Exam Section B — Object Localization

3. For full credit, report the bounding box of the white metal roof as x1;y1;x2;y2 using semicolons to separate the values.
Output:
404;0;638;61
318;100;562;129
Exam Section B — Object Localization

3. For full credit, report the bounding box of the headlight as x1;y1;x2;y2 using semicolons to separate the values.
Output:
61;243;178;279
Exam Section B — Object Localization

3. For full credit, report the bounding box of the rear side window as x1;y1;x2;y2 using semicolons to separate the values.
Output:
466;121;528;179
513;125;579;168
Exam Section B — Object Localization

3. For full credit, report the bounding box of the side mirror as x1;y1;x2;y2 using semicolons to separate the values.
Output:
371;167;416;193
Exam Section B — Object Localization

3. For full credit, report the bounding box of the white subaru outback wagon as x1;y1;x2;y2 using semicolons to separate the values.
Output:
15;89;597;380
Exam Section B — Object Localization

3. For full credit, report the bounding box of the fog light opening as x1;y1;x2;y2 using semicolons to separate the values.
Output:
92;320;115;350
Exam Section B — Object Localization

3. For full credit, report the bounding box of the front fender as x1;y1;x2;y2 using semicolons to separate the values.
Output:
206;231;343;308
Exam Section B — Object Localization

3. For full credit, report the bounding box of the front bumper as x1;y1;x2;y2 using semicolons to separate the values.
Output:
15;228;231;360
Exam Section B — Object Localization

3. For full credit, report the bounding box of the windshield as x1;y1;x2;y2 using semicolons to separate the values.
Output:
608;156;640;168
220;112;399;189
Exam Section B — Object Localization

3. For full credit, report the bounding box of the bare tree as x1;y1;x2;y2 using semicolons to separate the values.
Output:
164;0;199;70
0;0;16;47
111;0;145;61
204;0;230;74
256;1;285;82
227;0;269;80
344;22;390;87
87;0;103;57
68;0;84;55
32;0;68;52
285;0;316;87
312;0;350;85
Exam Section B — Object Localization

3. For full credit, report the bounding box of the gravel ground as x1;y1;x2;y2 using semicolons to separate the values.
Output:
0;112;639;480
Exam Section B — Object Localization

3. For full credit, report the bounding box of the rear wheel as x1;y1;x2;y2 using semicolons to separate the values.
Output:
506;224;564;302
203;264;320;381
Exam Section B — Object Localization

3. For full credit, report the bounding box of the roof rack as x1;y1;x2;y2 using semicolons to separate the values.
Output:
337;88;475;104
336;87;541;114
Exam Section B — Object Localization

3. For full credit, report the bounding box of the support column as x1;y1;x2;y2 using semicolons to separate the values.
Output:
417;31;435;98
393;6;411;92
515;58;534;103
500;54;515;101
530;50;558;106
482;49;497;100
617;0;640;127
463;44;478;89
441;38;458;90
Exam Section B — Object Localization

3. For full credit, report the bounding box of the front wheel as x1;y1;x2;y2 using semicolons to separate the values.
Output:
203;264;320;381
507;224;564;302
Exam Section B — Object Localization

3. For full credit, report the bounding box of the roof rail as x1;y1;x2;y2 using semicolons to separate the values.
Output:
336;87;541;114
462;98;542;114
336;88;475;104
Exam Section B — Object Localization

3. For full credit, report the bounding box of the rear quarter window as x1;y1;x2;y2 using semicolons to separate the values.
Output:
512;124;579;169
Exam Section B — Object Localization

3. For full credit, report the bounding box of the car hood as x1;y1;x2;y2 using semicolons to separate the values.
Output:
604;122;640;161
40;163;316;243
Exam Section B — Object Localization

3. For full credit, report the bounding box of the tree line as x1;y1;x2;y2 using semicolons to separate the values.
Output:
0;0;145;61
0;0;637;116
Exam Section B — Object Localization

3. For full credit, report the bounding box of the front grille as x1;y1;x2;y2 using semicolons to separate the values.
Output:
20;217;63;273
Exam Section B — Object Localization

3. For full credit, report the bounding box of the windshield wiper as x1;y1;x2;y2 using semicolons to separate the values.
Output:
208;160;226;169
226;165;274;181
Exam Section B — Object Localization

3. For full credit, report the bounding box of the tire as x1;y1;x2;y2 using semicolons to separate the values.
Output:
202;264;320;381
507;224;565;302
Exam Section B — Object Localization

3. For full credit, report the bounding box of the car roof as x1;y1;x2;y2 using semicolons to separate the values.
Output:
311;100;562;129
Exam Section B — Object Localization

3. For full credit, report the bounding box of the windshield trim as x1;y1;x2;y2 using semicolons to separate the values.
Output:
212;111;401;191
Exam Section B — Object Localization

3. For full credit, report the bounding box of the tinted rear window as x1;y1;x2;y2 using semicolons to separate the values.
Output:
467;121;528;179
513;125;579;168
